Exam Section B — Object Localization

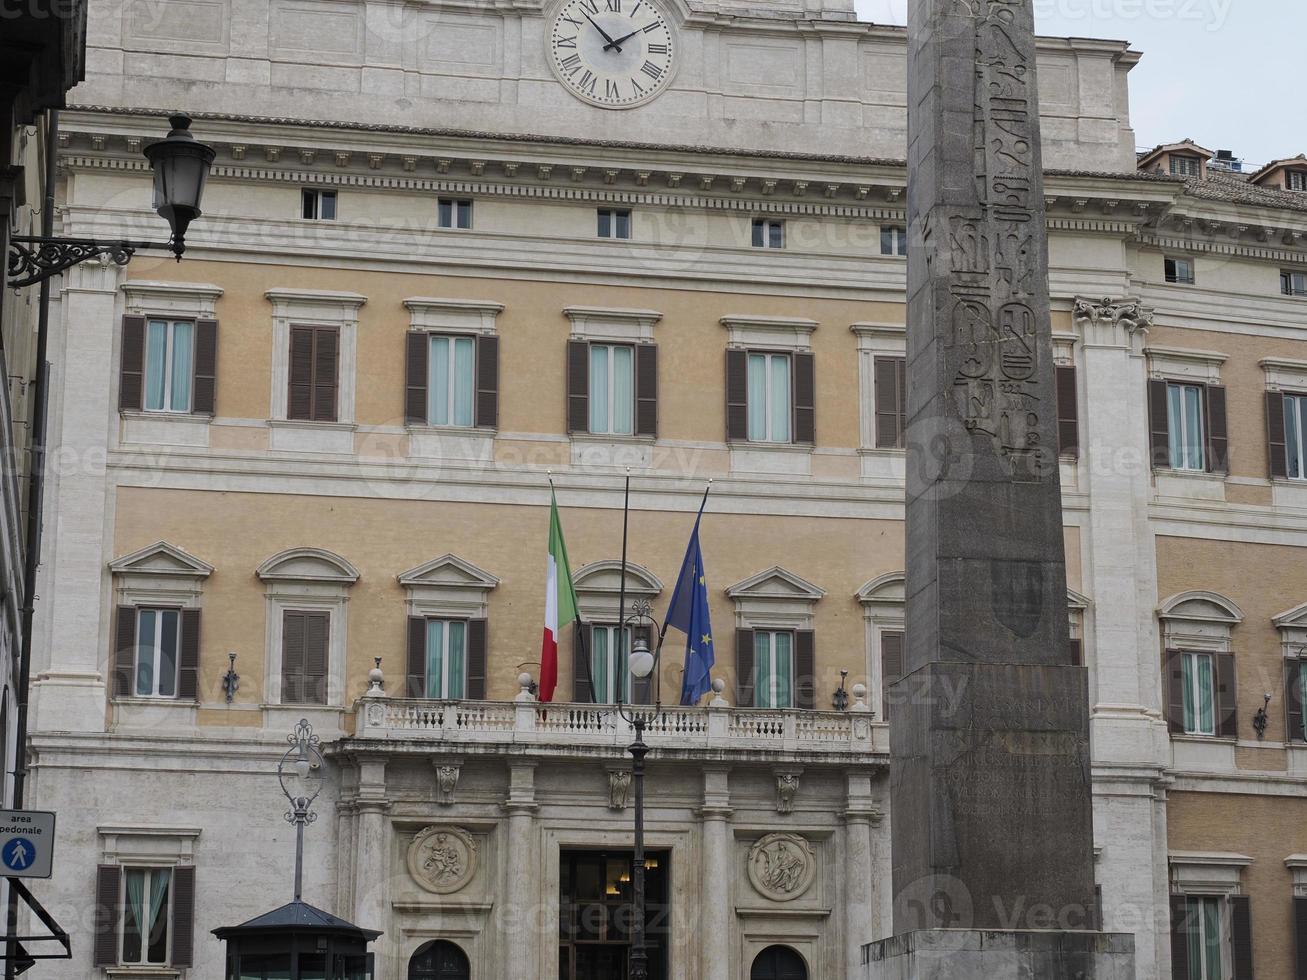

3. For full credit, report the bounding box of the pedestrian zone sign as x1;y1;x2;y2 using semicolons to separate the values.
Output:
0;810;55;879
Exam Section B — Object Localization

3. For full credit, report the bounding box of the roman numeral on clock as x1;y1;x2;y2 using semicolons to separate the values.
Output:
640;60;662;80
606;0;620;11
579;69;598;93
605;79;620;99
647;43;667;54
581;0;599;13
642;20;661;32
560;53;582;74
555;35;577;49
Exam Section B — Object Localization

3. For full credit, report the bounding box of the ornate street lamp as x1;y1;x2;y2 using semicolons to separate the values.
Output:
7;112;214;288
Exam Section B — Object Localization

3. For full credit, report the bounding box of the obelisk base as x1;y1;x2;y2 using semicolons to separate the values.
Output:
862;930;1136;980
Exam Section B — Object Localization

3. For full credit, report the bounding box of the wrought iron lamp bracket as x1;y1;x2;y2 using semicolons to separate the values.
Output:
7;236;171;289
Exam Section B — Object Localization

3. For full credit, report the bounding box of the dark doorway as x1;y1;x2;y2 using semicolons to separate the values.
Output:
558;848;670;980
750;945;808;980
409;940;470;980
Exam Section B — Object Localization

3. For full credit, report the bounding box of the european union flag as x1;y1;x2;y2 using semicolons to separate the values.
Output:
665;501;714;706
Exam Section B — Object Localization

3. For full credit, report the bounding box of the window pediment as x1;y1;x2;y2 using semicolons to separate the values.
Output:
573;560;663;597
855;571;904;606
1159;591;1243;626
399;554;498;619
109;541;213;580
398;554;500;591
257;548;360;585
727;566;825;602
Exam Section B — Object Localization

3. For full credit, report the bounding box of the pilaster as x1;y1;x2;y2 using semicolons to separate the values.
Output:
700;765;732;980
503;761;540;979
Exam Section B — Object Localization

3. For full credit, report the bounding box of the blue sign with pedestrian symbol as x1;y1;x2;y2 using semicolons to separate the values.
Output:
0;811;55;879
2;838;34;872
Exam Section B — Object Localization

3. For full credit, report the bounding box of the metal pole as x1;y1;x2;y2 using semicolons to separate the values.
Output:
628;719;648;980
293;810;305;902
616;470;630;702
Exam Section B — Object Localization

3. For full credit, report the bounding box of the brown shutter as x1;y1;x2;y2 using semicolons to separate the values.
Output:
1295;896;1307;980
874;357;904;449
567;339;590;434
881;631;904;719
114;606;137;698
793;351;815;444
1068;636;1083;667
94;864;122;967
1215;652;1238;739
635;343;658;437
282;610;305;705
1056;364;1079;457
794;629;815;710
725;348;749;441
1205;384;1229;474
1268;390;1289;479
1230;895;1254;980
119;315;146;412
466;618;487;699
1164;649;1186;735
406;616;427;698
288;326;315;421
630;623;654;705
735;628;756;707
312;327;338;423
475;335;499;429
1169;895;1191;980
1288;660;1305;743
178;608;200;701
572;622;593;703
303;611;329;705
405;332;428;425
192;318;218;415
1149;378;1171;469
171;866;196;967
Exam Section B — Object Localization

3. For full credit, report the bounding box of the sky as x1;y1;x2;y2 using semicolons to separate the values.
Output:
852;1;1306;170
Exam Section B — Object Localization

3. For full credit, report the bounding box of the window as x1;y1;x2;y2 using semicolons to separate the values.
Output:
873;356;907;449
1184;896;1226;980
754;630;794;709
405;613;487;700
559;849;670;980
1170;155;1201;177
752;218;784;249
747;352;791;443
133;608;180;698
589;624;631;704
1166;257;1196;285
287;325;339;422
1180;650;1217;736
121;867;172;966
1291;658;1307;742
588;344;635;436
598;209;631;240
880;226;908;257
144;319;194;413
1282;270;1307;297
1285;393;1307;479
302;189;336;220
1167;382;1207;471
1287;170;1307;192
438;198;473;229
424;619;467;699
427;334;476;427
281;609;329;705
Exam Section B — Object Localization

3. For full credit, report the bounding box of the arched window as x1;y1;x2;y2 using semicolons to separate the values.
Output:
750;944;808;980
408;940;470;980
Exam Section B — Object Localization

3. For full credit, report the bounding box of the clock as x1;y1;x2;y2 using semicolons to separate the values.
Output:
548;0;676;109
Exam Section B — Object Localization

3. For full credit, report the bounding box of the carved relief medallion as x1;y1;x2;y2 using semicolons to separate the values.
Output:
407;826;477;894
747;833;815;902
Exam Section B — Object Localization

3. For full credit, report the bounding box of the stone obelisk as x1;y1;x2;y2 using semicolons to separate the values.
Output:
863;1;1135;975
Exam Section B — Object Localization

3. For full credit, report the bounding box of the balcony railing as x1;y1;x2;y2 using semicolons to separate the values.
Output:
351;695;883;757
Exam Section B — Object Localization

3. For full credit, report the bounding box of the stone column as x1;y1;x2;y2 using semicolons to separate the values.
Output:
843;771;878;978
700;766;732;980
503;762;539;979
353;757;391;979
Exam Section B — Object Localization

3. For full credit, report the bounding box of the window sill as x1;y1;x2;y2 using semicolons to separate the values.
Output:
406;425;494;463
105;968;181;979
268;419;356;454
857;447;906;482
110;699;197;731
1154;470;1226;503
570;433;655;469
119;412;210;449
1171;734;1237;773
730;443;813;477
1271;479;1307;510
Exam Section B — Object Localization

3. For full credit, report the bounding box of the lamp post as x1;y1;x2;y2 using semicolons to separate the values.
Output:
6;112;214;287
278;718;324;902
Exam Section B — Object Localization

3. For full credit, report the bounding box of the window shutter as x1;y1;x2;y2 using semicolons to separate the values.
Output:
567;339;590;434
1295;896;1307;980
466;618;487;700
1149;379;1171;469
113;606;137;698
1230;895;1254;980
405;332;428;425
630;623;654;705
406;616;427;698
1056;364;1079;458
572;622;593;703
1164;649;1186;735
178;608;200;701
1268;391;1289;479
475;335;499;429
192;318;218;415
725;349;749;441
735;628;756;707
793;629;815;710
635;343;658;437
1068;636;1083;667
1169;895;1191;980
312;327;339;423
1205;384;1229;474
303;611;329;705
171;866;196;967
1287;661;1305;743
881;631;904;720
1215;652;1238;739
874;357;904;449
93;864;122;967
793;352;815;444
282;611;306;705
119;315;146;412
288;326;315;421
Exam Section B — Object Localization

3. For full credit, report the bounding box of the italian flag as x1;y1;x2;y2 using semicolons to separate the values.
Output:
540;488;579;703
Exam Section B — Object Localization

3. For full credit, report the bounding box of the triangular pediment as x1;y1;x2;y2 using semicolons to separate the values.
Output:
856;571;904;605
1273;601;1307;629
257;548;359;584
727;566;825;601
398;554;499;590
572;560;662;596
109;541;213;578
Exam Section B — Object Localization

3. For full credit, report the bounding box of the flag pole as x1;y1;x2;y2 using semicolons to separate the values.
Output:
616;468;631;706
550;471;599;705
655;479;712;651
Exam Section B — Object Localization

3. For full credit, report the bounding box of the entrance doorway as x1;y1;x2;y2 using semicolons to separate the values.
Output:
750;945;808;980
558;848;670;980
408;940;470;980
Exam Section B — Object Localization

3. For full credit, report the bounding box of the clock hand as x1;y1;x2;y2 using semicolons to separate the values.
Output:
582;12;622;50
603;26;645;51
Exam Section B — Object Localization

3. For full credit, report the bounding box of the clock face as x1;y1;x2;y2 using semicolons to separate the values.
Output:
548;0;675;109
